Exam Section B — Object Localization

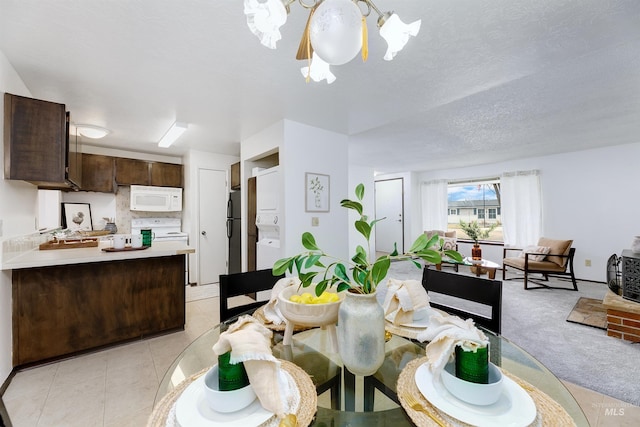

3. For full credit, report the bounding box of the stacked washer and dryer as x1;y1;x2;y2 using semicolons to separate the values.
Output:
255;166;282;270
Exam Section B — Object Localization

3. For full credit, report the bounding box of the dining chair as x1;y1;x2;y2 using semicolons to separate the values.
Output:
422;266;502;334
363;266;504;410
218;269;284;322
220;270;343;409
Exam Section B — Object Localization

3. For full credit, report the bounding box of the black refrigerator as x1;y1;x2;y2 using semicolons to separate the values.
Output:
227;191;242;274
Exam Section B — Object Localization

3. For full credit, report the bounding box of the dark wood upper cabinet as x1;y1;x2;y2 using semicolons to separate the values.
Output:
150;162;183;188
115;157;150;186
81;153;116;193
231;162;240;190
3;93;81;189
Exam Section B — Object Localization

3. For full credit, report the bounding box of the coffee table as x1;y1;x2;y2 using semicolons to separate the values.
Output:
464;257;501;279
436;257;501;279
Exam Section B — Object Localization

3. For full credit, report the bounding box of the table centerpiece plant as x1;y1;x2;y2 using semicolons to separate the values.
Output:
273;183;463;296
273;183;463;376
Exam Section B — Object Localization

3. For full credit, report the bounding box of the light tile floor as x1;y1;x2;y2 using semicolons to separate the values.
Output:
3;285;640;427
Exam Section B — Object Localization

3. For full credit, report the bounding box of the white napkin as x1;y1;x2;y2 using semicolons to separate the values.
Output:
416;312;489;375
212;315;291;419
377;278;431;325
263;277;301;325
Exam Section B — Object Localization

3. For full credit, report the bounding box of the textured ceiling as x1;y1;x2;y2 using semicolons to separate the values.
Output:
1;0;639;174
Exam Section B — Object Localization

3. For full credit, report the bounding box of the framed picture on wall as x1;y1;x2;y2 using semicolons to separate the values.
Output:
61;202;93;231
305;173;330;212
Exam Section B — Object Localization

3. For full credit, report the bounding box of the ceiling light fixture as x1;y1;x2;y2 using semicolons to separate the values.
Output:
158;122;188;148
75;124;110;139
243;0;421;84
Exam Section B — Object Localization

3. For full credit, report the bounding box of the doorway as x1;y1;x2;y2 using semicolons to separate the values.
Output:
375;178;404;255
198;168;228;285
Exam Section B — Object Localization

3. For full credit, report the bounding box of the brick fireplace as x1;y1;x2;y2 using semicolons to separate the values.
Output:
603;290;640;342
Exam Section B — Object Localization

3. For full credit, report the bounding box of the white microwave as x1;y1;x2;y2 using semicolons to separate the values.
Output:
130;185;182;212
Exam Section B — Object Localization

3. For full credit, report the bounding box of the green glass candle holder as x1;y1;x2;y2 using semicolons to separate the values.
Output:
217;351;250;391
455;344;489;384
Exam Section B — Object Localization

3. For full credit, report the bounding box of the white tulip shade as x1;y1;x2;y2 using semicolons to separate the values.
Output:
379;14;421;61
244;0;288;49
300;53;337;84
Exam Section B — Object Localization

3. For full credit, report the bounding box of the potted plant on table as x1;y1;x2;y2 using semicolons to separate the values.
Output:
274;183;463;375
458;220;498;261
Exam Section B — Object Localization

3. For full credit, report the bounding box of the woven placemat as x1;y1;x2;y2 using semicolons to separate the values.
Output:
147;359;317;427
396;357;576;427
253;306;312;332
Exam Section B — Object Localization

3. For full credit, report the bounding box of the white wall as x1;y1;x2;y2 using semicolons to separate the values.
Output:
417;142;640;282
240;120;350;272
240;121;283;271
0;50;36;386
183;149;239;284
281;120;349;262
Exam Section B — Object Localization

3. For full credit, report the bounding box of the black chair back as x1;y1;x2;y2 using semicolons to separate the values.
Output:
422;266;502;334
219;269;284;322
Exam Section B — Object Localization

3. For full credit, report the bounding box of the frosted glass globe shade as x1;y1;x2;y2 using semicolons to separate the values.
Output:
309;0;362;65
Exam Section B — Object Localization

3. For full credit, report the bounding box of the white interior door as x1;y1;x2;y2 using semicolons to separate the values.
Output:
375;178;404;254
198;168;227;285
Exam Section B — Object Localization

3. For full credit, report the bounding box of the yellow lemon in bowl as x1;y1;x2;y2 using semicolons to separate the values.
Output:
289;291;341;304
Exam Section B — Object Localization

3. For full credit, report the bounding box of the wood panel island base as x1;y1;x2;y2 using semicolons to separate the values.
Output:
12;255;185;367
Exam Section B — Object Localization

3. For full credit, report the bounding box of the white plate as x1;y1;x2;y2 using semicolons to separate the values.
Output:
393;307;437;328
414;363;537;427
175;376;274;427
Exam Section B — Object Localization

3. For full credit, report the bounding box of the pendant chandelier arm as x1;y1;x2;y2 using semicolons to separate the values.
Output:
297;0;318;9
356;0;394;28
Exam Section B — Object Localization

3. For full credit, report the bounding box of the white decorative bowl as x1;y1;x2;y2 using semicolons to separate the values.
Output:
203;365;256;413
278;285;345;327
440;361;503;406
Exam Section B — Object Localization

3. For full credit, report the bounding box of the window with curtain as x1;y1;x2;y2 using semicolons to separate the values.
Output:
420;179;449;231
500;170;542;247
447;178;502;242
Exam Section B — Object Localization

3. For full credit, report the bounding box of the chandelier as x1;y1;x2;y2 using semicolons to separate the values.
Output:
244;0;421;84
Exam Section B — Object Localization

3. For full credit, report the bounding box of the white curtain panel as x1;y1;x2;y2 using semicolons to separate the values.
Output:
420;179;449;231
501;170;542;247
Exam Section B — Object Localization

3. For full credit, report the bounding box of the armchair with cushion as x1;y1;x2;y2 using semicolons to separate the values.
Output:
502;237;577;290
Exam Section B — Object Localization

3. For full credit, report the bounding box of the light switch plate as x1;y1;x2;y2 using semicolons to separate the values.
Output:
311;217;319;226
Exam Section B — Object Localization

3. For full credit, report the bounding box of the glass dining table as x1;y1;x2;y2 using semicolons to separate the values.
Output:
153;311;589;426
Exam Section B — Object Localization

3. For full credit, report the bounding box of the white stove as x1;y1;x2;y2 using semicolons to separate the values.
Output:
131;218;188;243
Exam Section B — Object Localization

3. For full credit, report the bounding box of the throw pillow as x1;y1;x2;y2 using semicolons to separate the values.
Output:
519;245;551;262
442;237;457;251
537;238;573;267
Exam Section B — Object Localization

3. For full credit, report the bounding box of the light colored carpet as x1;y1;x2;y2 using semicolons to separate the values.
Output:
387;260;640;406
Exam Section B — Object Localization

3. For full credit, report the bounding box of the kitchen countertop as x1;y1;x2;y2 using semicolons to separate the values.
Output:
1;241;195;270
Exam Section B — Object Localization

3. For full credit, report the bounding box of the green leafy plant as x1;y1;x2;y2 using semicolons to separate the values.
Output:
273;183;463;295
459;219;498;243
